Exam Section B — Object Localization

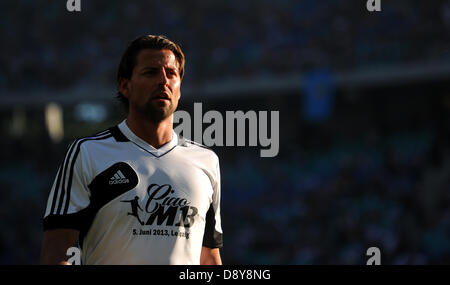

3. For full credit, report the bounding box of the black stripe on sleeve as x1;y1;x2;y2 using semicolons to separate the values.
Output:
62;133;113;215
52;131;112;215
51;140;77;215
49;167;63;215
202;203;223;248
44;161;139;249
56;139;80;215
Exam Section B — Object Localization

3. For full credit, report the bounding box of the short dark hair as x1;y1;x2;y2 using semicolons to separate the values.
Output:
116;35;185;109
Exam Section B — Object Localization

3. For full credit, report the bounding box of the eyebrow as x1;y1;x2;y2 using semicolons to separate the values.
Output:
140;66;178;72
140;66;158;71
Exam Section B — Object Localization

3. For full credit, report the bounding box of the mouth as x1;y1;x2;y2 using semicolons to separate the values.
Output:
152;91;170;101
152;97;170;101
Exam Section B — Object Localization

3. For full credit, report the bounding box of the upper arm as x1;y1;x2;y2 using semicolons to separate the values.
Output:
41;140;91;264
202;157;224;248
44;140;91;220
201;156;223;265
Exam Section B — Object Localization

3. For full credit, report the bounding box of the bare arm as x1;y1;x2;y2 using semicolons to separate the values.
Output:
40;229;80;265
200;247;222;265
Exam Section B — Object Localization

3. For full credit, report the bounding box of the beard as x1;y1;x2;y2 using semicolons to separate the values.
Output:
132;97;177;123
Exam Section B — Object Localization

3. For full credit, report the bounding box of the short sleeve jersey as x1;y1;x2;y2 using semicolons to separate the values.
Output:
43;120;223;265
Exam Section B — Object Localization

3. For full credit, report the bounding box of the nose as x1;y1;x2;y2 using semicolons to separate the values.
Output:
157;68;169;86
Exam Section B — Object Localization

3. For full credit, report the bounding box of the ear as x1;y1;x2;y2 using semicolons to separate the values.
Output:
118;78;131;99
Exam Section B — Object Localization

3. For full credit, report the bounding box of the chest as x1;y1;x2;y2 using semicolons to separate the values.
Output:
88;153;214;225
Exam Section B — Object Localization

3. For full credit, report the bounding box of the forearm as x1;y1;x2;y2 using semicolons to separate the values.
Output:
200;247;222;265
40;249;71;265
40;229;79;265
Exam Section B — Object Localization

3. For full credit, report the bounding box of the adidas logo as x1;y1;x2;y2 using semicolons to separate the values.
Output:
109;170;130;185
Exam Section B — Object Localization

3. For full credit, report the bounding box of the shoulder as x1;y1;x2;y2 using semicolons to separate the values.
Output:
69;129;113;146
177;136;221;185
177;136;220;164
65;127;122;156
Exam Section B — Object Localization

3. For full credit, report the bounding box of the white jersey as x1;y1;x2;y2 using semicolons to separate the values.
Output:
43;120;223;265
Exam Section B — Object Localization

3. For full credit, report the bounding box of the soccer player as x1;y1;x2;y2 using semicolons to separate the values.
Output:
40;35;223;265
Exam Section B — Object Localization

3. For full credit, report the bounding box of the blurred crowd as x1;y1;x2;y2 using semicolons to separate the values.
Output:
221;130;450;264
0;0;449;92
217;89;450;264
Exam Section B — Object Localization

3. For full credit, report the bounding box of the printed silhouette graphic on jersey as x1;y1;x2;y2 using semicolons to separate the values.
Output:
121;183;198;228
121;196;144;225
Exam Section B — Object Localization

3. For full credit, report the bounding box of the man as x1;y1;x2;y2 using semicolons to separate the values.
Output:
40;35;223;265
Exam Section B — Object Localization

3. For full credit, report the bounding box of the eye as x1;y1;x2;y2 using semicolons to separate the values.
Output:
144;70;157;75
142;68;158;76
166;69;177;77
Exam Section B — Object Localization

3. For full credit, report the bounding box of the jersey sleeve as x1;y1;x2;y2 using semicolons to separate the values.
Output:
202;156;223;248
43;140;92;231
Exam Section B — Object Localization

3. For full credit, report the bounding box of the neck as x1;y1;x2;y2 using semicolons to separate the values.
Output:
125;113;173;149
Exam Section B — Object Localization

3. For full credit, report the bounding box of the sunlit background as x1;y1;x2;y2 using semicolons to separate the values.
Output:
1;0;450;264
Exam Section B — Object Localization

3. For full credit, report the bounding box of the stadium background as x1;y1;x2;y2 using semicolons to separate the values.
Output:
1;0;450;264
